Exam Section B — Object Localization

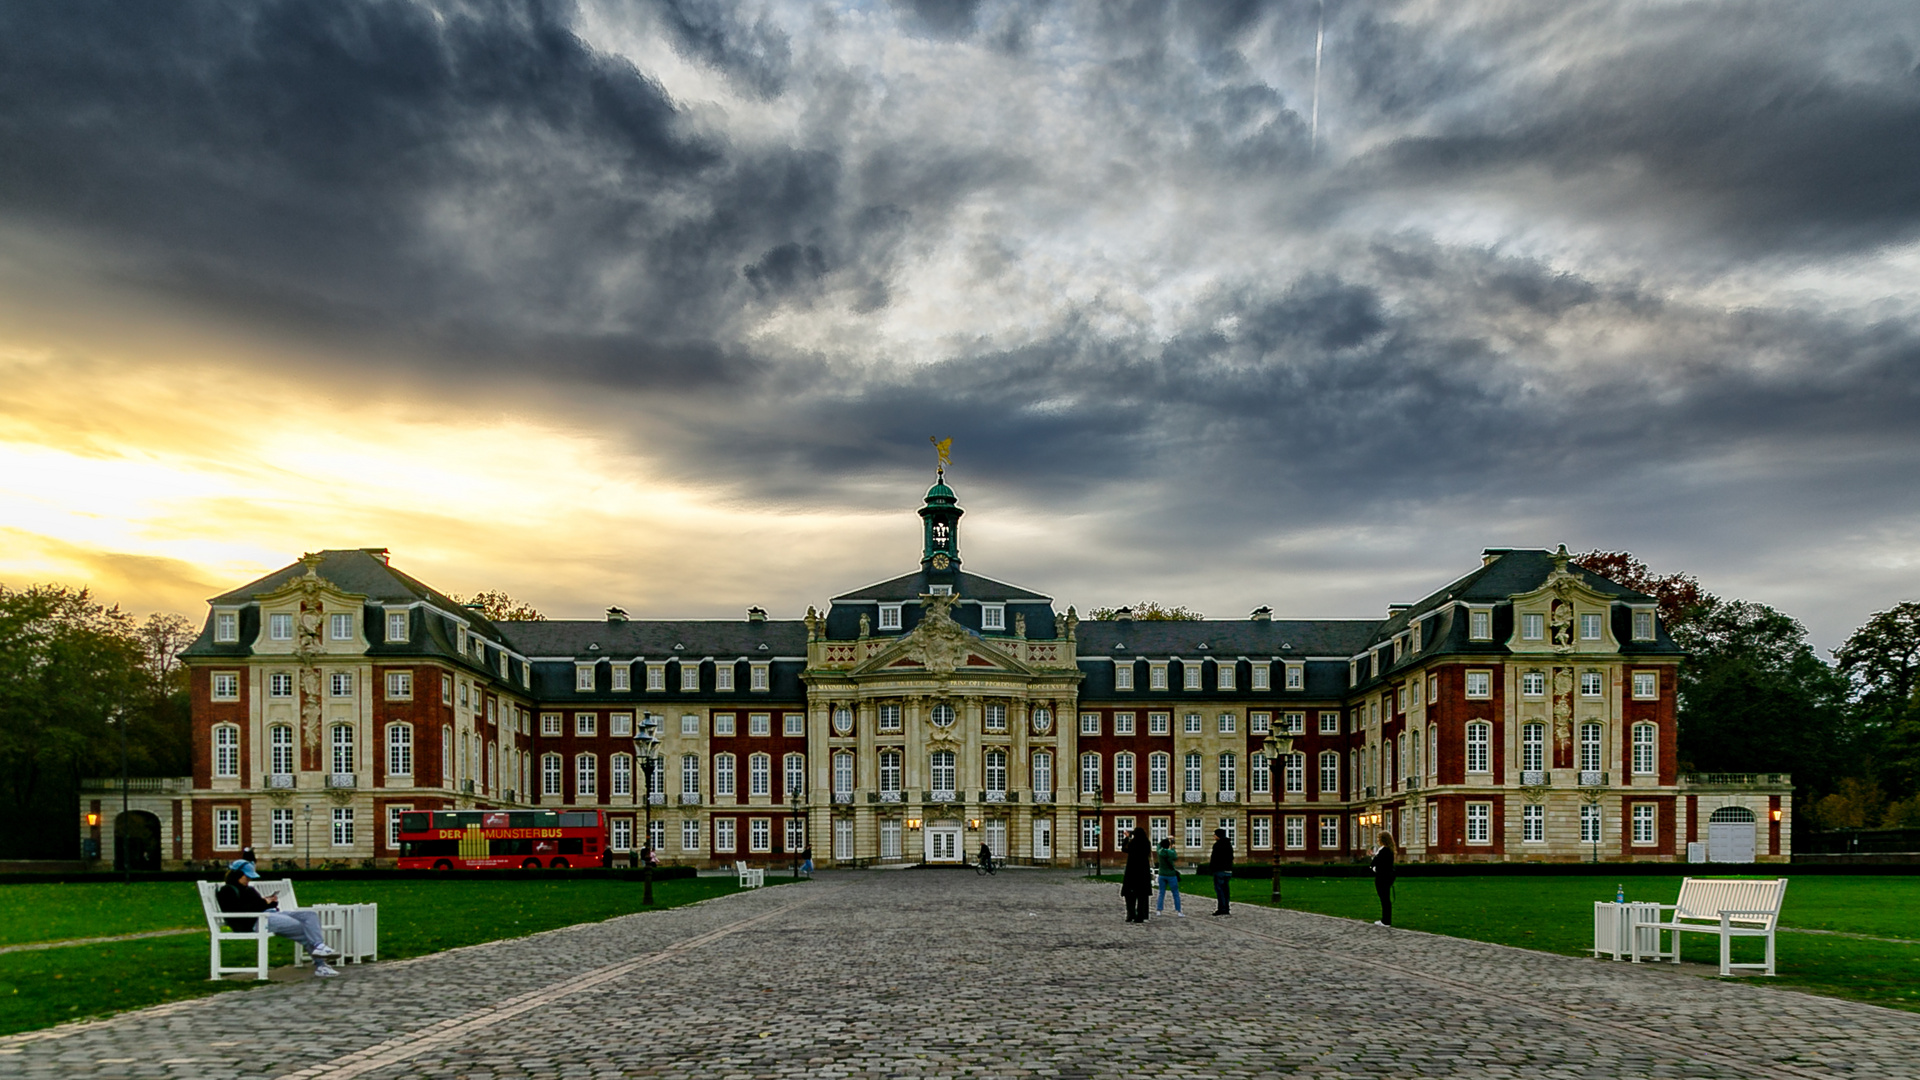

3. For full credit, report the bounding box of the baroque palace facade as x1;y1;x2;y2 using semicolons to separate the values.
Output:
149;479;1791;869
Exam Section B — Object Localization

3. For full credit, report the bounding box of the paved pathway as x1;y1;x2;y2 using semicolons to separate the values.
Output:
2;871;1914;1079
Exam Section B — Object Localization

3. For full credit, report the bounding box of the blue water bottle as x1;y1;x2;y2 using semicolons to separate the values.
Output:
1616;883;1625;904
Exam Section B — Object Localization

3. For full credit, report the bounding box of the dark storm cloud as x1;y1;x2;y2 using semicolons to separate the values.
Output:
650;0;793;98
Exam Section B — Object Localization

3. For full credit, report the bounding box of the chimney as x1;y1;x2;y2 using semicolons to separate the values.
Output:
1249;606;1272;622
361;547;391;565
1481;547;1512;567
1115;606;1134;622
747;606;768;622
606;606;628;624
1388;603;1411;618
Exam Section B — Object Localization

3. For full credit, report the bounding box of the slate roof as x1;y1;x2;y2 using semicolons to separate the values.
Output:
496;619;808;659
1073;619;1381;658
831;570;1051;603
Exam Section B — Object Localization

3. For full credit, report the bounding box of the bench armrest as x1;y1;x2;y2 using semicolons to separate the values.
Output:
1716;908;1778;917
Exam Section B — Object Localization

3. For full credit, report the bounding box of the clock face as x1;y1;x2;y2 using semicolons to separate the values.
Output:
931;554;950;570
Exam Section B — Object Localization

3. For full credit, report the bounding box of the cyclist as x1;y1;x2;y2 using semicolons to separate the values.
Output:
978;841;996;874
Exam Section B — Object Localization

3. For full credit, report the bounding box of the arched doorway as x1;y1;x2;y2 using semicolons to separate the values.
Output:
1706;805;1756;863
114;810;162;871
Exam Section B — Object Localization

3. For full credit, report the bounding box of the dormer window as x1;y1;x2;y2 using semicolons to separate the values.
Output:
1215;661;1236;691
680;662;700;692
1468;607;1492;641
878;604;903;631
1410;621;1422;652
1580;613;1603;640
612;665;631;692
456;626;469;654
716;663;736;692
1183;663;1202;691
646;663;666;691
1521;613;1545;641
750;662;770;691
1250;663;1270;691
929;585;952;596
269;613;293;641
1149;662;1168;690
1114;662;1134;691
1285;663;1304;691
981;604;1005;631
575;663;595;692
1632;610;1655;641
330;613;353;641
214;611;238;643
385;609;408;643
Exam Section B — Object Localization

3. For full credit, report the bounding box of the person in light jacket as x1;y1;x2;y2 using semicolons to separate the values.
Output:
1208;828;1234;916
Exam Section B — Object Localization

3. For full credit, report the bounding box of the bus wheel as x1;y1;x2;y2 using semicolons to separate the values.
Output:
522;858;541;870
432;859;453;871
550;858;569;869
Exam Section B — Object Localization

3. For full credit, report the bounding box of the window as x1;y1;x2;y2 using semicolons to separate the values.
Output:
1149;663;1168;690
267;725;294;776
1149;712;1170;735
749;753;771;796
576;713;597;737
749;818;771;852
879;750;902;794
1410;680;1422;709
387;724;413;776
330;724;354;775
981;603;1005;631
680;663;700;692
1581;613;1603;640
682;754;701;796
610;818;633;853
1080;753;1101;796
1522;723;1545;772
1580;804;1601;844
612;665;631;692
1251;752;1269;795
1184;712;1202;734
1466;802;1490;844
1081;817;1102;851
1114;712;1135;735
332;807;355;847
682;818;701;851
267;807;293;848
1319;751;1340;796
1183;662;1202;690
715;754;736;797
1466;723;1490;774
1521;671;1545;696
1080;712;1100;735
1580;723;1603;771
785;712;805;736
750;664;769;692
682;713;700;736
784;753;805;797
1632;803;1656;844
1465;670;1491;699
1521;612;1545;641
385;670;413;701
1032;752;1052;797
983;704;1006;732
214;807;240;849
985;749;1008;795
1633;610;1655;641
459;682;468;708
877;704;902;732
1184;817;1203;849
1114;752;1135;795
878;604;902;630
1111;660;1136;691
1218;817;1236;847
541;712;562;736
1319;815;1340;850
575;664;595;692
380;609;406;643
1251;663;1271;691
1632;671;1657;700
716;663;736;692
576;754;598;797
1184;752;1203;795
1252;815;1272;849
785;816;805;854
328;672;353;698
213;725;240;777
329;612;353;641
269;613;293;641
611;753;632;796
929;703;955;728
1217;712;1236;734
1285;752;1305;794
215;611;238;642
749;713;771;737
262;671;290;699
542;753;562;795
1469;609;1491;640
1581;671;1603;698
647;663;666;691
714;713;736;736
1320;711;1340;735
930;751;956;793
1523;804;1545;842
929;584;951;596
1284;815;1306;850
1633;724;1657;775
715;819;737;853
1250;712;1270;735
1217;753;1237;794
1216;662;1236;691
1282;712;1305;734
1148;752;1169;794
1288;662;1306;690
610;713;633;737
1112;816;1135;852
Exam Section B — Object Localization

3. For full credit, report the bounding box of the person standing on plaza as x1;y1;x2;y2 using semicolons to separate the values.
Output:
800;844;814;878
1121;828;1153;922
1208;828;1234;916
1370;831;1399;926
1154;836;1183;917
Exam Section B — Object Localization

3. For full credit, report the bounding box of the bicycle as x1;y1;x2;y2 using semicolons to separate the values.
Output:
973;854;998;875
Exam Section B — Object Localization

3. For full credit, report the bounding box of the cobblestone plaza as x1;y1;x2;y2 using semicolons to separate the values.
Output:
4;872;1909;1079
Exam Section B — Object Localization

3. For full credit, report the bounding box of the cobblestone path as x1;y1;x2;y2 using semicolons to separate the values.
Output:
3;870;1914;1079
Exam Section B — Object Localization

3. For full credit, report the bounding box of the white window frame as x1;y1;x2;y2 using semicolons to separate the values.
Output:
786;712;805;736
1633;803;1657;845
715;818;736;853
1184;712;1202;735
682;818;701;852
1183;752;1203;796
1320;711;1340;735
1465;670;1492;699
1149;663;1168;690
267;671;292;698
1468;607;1492;641
268;725;294;777
1080;753;1101;796
1522;723;1545;772
542;753;562;795
385;670;413;700
1217;712;1236;734
1633;723;1657;775
214;807;240;850
877;703;902;732
1580;723;1603;772
1148;752;1169;795
1521;612;1545;641
214;611;238;643
1252;815;1272;850
1081;817;1102;852
1581;803;1602;844
385;610;408;643
1522;671;1545;697
930;750;957;793
682;713;700;736
1215;661;1236;691
576;712;597;737
1581;671;1604;698
879;749;902;795
715;753;736;797
749;752;771;796
1284;814;1306;850
1319;751;1339;796
612;665;631;692
1080;712;1100;736
1183;662;1202;691
749;817;772;853
1632;671;1658;700
980;603;1005;631
330;612;354;641
714;713;736;736
1581;612;1603;640
681;662;700;692
1113;751;1135;795
749;712;771;737
1466;802;1491;844
716;663;736;692
541;712;562;736
682;754;701;796
575;664;595;692
213;725;240;778
387;723;412;777
1251;662;1271;691
269;613;293;641
878;604;903;630
332;807;354;847
750;663;770;692
647;663;667;692
272;807;295;848
610;713;633;737
1632;609;1656;641
611;753;633;797
1466;722;1491;774
1284;752;1305;794
212;672;240;701
610;818;633;853
1285;662;1304;690
1523;803;1545;842
1148;711;1170;735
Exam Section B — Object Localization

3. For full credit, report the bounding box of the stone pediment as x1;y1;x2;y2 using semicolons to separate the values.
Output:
1505;546;1621;655
848;594;1038;679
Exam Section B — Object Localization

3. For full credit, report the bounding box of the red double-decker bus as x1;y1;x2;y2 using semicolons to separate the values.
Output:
396;809;609;869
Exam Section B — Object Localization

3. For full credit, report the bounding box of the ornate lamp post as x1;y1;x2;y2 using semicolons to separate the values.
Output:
1262;731;1295;902
633;716;662;905
1088;782;1103;878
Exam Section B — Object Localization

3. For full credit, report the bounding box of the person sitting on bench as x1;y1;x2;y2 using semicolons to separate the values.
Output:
215;865;341;977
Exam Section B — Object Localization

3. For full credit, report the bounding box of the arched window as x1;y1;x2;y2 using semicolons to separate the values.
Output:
930;750;957;794
268;725;294;777
386;724;412;777
443;726;454;786
1032;751;1053;797
1114;752;1135;795
330;724;355;776
542;752;562;796
1080;752;1101;796
1466;722;1490;774
1217;752;1238;795
833;751;855;796
1708;806;1756;824
879;749;902;794
748;752;771;796
1184;752;1203;795
1284;752;1305;794
485;740;496;793
1522;723;1545;772
611;753;633;796
681;753;700;796
714;753;736;797
1148;752;1169;795
213;725;239;778
784;752;805;798
1632;724;1657;775
576;753;598;797
1319;750;1340;796
1579;722;1603;772
984;749;1008;795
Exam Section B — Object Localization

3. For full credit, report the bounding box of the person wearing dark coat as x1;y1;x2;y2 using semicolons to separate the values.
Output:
1370;832;1399;926
1208;828;1234;915
1120;828;1153;922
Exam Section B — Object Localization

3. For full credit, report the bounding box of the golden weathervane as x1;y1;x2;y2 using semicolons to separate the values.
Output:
930;436;952;478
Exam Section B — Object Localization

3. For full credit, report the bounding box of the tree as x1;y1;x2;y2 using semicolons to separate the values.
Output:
1087;601;1204;621
1834;601;1920;800
1571;550;1716;637
454;591;546;622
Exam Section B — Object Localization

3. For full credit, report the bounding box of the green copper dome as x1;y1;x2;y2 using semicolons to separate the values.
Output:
925;481;955;501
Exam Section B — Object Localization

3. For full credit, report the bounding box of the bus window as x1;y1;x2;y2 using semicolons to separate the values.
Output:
401;839;458;858
489;837;533;856
559;838;584;855
399;812;431;833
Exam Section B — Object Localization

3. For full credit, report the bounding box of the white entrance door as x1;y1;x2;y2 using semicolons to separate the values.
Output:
1032;818;1052;861
1707;823;1755;863
926;825;961;862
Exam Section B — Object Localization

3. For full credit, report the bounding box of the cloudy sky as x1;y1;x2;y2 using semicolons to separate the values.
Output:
2;0;1916;649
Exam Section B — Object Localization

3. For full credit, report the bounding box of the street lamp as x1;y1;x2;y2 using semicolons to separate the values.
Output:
302;803;314;869
633;716;662;905
1262;732;1295;902
1087;782;1103;878
109;707;130;881
790;784;805;880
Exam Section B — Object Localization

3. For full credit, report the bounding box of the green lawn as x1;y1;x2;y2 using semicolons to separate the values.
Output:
0;876;777;1037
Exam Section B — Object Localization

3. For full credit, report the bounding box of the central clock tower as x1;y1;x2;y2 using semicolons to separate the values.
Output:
919;477;963;590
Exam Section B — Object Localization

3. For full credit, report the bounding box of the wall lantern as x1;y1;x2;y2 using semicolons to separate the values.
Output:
1770;809;1782;822
906;818;922;830
86;812;100;827
967;818;981;830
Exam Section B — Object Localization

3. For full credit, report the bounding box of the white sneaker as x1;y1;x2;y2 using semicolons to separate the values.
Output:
1372;920;1386;926
312;962;340;978
1175;911;1185;918
309;944;337;958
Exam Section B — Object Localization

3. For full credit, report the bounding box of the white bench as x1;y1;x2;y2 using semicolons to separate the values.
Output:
197;880;273;980
1634;877;1788;976
734;861;765;888
197;879;379;979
